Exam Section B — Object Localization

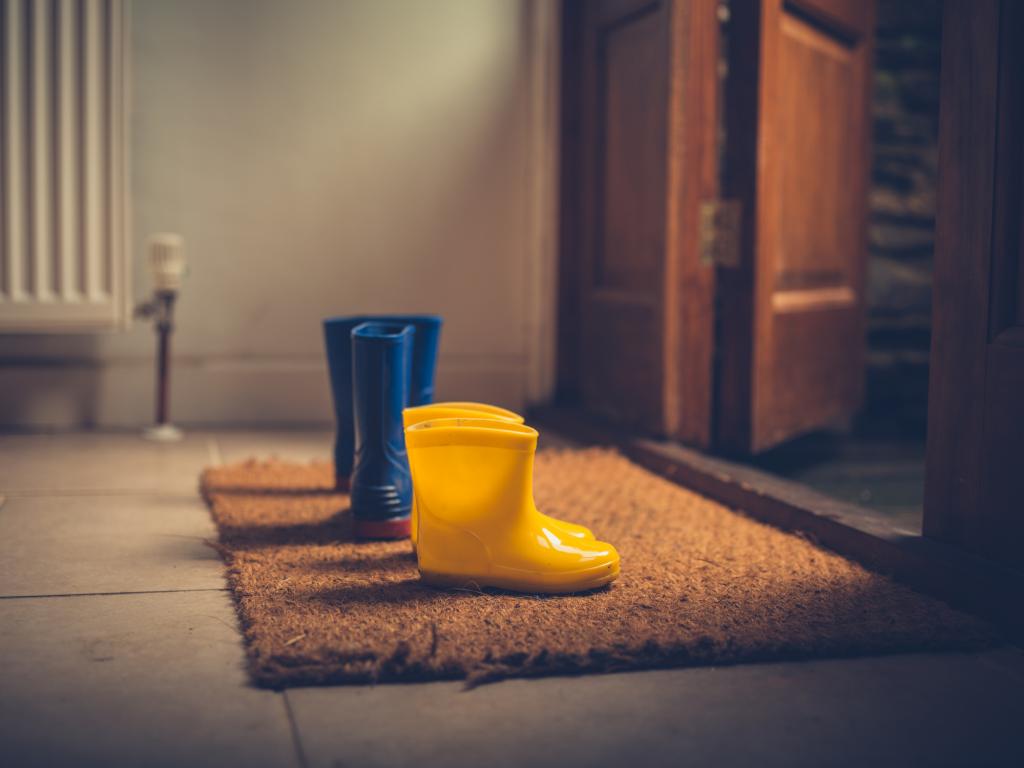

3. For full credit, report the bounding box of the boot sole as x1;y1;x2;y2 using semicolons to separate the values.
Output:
353;516;411;540
419;560;619;595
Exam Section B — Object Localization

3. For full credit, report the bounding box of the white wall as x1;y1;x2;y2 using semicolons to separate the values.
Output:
0;0;557;428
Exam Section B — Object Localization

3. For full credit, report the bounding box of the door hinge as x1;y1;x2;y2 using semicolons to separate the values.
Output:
699;199;742;268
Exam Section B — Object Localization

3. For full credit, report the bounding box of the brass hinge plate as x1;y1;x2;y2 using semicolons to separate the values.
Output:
699;199;742;268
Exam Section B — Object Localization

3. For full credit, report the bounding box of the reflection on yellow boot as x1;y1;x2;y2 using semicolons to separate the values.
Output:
406;418;619;594
402;403;596;552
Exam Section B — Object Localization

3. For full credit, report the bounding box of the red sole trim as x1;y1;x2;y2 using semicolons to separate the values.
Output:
353;516;411;540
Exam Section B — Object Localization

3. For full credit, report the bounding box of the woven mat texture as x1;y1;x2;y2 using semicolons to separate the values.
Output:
200;447;991;688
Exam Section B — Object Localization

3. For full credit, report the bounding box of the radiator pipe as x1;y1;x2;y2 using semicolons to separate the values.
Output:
139;233;186;442
154;291;176;427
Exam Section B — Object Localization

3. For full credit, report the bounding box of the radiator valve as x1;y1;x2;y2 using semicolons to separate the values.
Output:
136;233;186;442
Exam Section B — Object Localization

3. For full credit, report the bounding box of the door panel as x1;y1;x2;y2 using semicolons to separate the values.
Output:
563;0;718;442
580;0;668;431
926;0;1024;568
596;9;666;294
792;0;869;36
719;0;874;452
776;14;857;292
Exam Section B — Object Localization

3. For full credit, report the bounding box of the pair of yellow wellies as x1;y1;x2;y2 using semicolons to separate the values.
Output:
402;403;620;594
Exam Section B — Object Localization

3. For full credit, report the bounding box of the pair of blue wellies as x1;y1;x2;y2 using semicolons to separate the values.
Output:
323;315;442;539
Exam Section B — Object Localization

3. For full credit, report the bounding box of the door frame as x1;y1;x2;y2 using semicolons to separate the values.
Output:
923;0;1024;567
524;0;564;407
548;0;1024;632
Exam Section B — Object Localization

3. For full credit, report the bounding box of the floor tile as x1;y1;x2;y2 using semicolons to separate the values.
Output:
4;429;1020;768
752;434;926;533
0;432;213;495
0;591;298;768
0;494;224;597
212;429;333;465
287;651;1024;768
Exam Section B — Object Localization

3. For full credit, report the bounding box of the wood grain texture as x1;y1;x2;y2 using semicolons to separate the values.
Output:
788;0;869;39
561;0;718;445
926;0;1024;568
717;0;874;453
579;0;668;432
924;0;1000;551
663;0;719;445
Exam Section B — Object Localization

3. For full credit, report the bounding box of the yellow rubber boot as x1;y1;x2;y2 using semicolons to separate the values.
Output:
406;417;619;594
402;402;596;552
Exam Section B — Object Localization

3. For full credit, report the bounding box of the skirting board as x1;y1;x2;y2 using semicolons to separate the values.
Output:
0;357;527;429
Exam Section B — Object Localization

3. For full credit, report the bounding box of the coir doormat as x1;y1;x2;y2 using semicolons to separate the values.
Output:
200;447;992;688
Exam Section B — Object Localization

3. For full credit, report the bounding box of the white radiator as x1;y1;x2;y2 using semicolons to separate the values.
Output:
0;0;129;332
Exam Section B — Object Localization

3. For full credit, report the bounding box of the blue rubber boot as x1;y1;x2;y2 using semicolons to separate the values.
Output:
405;316;443;407
350;322;414;539
323;315;442;489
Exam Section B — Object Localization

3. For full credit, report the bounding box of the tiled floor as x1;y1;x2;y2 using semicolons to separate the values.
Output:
1;430;1022;768
751;432;927;534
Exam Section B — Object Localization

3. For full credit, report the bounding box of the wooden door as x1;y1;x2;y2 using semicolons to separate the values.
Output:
925;0;1024;569
718;0;875;452
561;0;719;444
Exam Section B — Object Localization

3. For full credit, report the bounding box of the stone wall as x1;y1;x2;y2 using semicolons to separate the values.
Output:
864;0;942;433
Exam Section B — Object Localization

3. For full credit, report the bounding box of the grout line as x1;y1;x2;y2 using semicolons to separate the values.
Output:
282;691;310;768
207;435;224;468
0;587;229;601
0;488;201;499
